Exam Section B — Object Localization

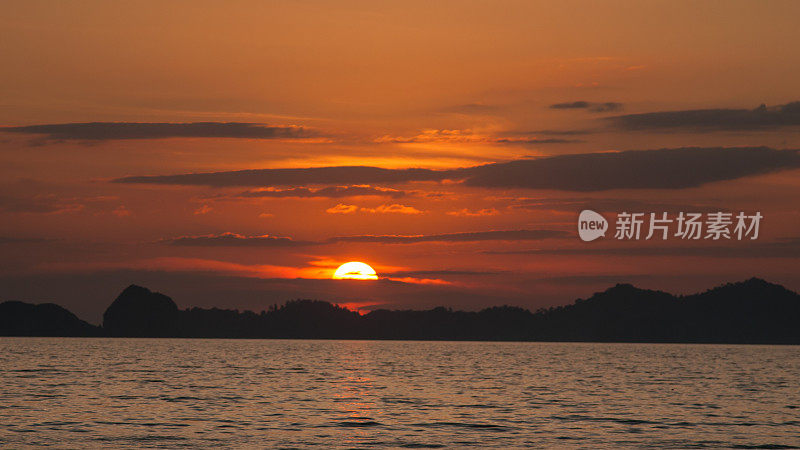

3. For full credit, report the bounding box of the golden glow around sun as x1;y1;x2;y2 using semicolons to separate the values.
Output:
332;261;378;280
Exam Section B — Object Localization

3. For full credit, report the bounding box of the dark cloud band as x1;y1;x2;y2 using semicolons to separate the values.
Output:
328;230;568;244
550;101;623;113
511;197;724;214
609;101;800;131
113;147;800;191
116;166;445;187
2;122;313;140
460;147;800;191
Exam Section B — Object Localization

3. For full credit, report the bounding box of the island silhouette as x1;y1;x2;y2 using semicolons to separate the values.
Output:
2;278;799;343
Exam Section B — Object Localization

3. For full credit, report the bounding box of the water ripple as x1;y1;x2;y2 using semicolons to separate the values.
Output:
0;338;799;448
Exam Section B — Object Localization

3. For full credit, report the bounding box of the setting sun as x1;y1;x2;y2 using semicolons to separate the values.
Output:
332;262;378;280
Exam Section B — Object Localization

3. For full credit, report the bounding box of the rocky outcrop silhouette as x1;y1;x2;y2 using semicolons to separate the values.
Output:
0;301;100;336
1;278;799;343
102;285;179;337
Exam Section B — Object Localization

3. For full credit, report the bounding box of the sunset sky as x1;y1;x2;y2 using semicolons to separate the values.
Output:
2;0;799;322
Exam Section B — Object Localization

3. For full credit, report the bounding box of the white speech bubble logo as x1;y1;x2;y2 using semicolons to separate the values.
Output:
578;210;608;242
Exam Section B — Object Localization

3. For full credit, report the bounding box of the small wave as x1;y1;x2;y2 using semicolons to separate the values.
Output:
731;445;798;449
381;397;419;404
93;435;189;442
398;444;445;448
336;421;381;427
551;414;660;425
161;396;202;402
452;403;499;409
412;421;511;432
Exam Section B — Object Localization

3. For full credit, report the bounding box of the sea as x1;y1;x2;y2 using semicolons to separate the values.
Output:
1;338;799;448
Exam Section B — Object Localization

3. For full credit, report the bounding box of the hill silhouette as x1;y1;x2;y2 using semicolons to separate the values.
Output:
1;278;799;343
0;301;101;337
103;285;180;337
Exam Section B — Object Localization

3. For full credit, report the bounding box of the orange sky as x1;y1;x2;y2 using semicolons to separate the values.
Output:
1;1;799;322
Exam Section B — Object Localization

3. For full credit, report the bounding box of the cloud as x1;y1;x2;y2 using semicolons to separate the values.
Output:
0;191;131;215
161;229;568;248
494;137;583;144
0;194;83;214
488;237;800;259
502;129;596;136
328;229;568;244
535;274;657;285
461;147;800;191
609;101;800;131
1;122;314;141
114;166;445;187
523;129;594;136
550;101;623;113
446;208;499;217
326;203;425;214
239;185;407;199
511;198;725;214
361;204;424;214
161;232;315;247
0;236;51;244
326;204;359;214
113;147;800;191
388;269;507;277
440;103;499;114
374;129;480;144
111;205;131;217
193;205;213;215
374;129;583;145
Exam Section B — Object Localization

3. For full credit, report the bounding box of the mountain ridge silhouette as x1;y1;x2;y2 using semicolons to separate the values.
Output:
1;278;798;343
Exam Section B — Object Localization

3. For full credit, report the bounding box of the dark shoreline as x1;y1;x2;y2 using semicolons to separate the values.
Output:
4;336;800;346
3;277;800;344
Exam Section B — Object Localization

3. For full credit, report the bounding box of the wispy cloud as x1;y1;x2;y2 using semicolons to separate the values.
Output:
609;101;800;131
325;203;424;215
387;269;507;277
446;208;499;217
0;236;52;244
361;204;424;214
518;129;594;136
114;166;444;187
0;192;128;215
0;194;83;214
162;232;315;247
488;237;800;259
328;229;568;244
325;204;359;214
193;205;213;215
239;185;407;199
494;137;583;144
159;228;569;247
374;128;582;145
550;101;623;113
510;197;725;213
1;122;315;141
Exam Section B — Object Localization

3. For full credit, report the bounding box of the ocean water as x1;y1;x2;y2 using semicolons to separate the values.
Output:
1;339;799;448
